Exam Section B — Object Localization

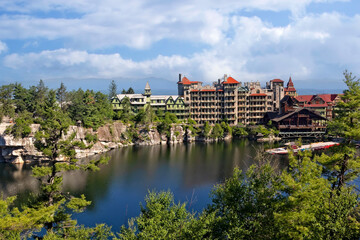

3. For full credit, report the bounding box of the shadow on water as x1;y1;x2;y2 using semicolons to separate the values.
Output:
0;139;288;229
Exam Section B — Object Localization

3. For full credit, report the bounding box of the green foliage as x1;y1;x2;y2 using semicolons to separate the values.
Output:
187;118;196;125
133;104;156;125
221;121;232;136
0;195;60;239
109;80;117;100
67;89;113;130
121;88;135;94
202;121;211;137
318;70;360;190
118;97;132;122
0;84;15;121
66;194;91;213
164;112;178;124
155;109;165;120
232;125;248;137
43;224;114;240
277;150;360;239
206;165;281;239
125;125;139;143
56;82;67;111
127;87;134;94
210;123;223;139
34;90;72;161
85;132;98;143
117;191;208;240
6;111;33;138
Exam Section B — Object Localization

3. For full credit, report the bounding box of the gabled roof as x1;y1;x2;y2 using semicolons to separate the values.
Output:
295;95;314;103
271;107;327;122
177;76;202;85
280;95;295;104
286;77;294;88
304;103;329;108
117;94;145;101
317;94;335;103
222;76;239;84
285;87;296;92
270;79;284;83
238;86;249;92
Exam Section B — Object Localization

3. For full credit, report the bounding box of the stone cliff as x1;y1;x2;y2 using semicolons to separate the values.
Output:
0;121;233;164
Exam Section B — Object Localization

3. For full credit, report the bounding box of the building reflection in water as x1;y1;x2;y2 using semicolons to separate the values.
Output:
0;139;287;227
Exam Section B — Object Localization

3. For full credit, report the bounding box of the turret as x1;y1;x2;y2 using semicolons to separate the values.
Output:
144;81;151;97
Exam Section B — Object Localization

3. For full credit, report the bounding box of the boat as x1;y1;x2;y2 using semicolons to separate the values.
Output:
266;141;340;155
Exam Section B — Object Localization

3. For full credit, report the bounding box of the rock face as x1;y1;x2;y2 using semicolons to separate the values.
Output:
169;125;186;144
0;121;234;164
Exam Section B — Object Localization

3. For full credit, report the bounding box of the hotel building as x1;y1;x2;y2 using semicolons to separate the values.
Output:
112;74;297;126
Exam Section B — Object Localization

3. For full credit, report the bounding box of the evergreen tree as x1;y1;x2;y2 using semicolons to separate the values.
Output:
56;82;67;110
109;80;117;100
0;84;15;121
126;87;134;94
317;70;360;190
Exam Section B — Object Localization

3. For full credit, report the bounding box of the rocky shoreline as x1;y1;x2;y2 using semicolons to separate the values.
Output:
0;121;232;164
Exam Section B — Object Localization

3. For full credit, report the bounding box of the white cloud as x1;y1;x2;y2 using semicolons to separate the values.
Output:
4;10;360;86
0;0;358;89
0;0;349;50
0;41;7;54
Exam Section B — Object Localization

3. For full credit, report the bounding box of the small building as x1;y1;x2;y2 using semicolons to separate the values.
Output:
112;82;189;120
295;93;342;120
264;107;327;138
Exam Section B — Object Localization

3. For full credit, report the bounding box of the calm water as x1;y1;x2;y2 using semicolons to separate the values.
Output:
0;139;286;231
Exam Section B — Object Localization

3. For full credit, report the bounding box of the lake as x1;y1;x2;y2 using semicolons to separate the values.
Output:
0;139;286;232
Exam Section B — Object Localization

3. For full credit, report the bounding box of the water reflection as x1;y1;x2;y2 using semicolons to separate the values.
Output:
0;139;287;229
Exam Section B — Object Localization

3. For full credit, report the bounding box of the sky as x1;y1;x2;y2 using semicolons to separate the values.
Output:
0;0;359;92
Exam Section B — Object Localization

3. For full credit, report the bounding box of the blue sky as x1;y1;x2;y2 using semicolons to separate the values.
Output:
0;0;359;91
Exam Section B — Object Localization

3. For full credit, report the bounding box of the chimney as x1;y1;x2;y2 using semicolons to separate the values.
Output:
224;74;228;81
179;73;182;82
218;79;220;84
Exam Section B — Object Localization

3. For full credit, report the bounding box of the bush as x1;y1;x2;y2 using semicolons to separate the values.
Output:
211;123;224;139
85;133;98;143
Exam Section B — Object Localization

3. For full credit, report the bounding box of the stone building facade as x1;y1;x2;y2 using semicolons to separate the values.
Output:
178;74;277;125
112;74;299;126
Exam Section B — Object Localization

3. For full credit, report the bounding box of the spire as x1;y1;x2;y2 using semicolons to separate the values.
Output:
144;81;151;96
287;76;294;88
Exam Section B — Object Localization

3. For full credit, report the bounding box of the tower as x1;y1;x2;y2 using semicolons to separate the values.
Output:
144;81;151;97
284;76;297;97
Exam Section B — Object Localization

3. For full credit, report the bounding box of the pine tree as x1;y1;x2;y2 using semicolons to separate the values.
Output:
316;70;360;190
126;87;134;94
109;80;117;100
56;82;67;110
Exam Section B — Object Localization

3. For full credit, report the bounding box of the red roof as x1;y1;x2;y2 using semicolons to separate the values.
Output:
190;89;199;92
317;94;340;103
304;104;329;108
222;76;239;84
285;87;296;92
250;93;267;97
270;79;284;83
287;77;294;88
295;95;314;103
200;89;216;92
178;77;201;85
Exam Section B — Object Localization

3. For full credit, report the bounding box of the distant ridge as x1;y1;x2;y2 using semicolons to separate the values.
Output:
297;88;345;95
